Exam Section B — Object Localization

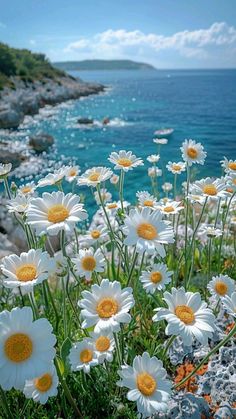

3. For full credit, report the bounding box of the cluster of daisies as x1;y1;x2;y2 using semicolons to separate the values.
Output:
0;137;235;418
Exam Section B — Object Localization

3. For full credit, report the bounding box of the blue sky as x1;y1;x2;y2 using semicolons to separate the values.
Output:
0;0;236;68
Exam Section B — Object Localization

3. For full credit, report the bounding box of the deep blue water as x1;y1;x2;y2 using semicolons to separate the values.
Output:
14;69;236;206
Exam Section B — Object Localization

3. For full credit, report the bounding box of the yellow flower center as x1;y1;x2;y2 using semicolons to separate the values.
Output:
175;305;195;324
91;230;101;239
107;203;118;209
34;373;53;392
89;173;99;182
81;256;96;271
137;372;156;396
215;281;228;296
150;271;162;283
164;206;174;213
80;349;93;363
228;162;236;171
69;169;77;177
233;179;236;185
143;200;154;207
117;158;132;167
4;333;33;363
137;223;157;240
187;147;198;159
47;204;69;223
16;264;37;282
97;298;118;318
172;164;181;171
95;336;110;352
21;186;32;194
203;184;217;196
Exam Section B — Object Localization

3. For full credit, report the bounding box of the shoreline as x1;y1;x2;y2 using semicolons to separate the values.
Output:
0;75;105;130
0;75;105;171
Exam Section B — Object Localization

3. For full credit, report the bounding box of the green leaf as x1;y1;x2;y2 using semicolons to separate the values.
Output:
60;337;72;365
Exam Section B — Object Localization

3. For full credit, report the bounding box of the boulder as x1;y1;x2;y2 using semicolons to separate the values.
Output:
0;148;24;169
29;133;54;152
0;105;24;129
77;117;94;125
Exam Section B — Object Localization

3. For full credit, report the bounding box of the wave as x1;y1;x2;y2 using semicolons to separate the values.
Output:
69;117;131;130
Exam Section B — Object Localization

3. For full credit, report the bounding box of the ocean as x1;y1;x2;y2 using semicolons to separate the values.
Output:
7;69;236;208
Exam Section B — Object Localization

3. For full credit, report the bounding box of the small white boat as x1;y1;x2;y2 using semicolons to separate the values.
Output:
154;128;174;137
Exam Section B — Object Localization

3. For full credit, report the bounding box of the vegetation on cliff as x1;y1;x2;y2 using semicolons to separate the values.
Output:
0;43;65;90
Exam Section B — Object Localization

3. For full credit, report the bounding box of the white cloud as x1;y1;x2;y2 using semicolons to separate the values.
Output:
63;22;236;66
29;39;36;46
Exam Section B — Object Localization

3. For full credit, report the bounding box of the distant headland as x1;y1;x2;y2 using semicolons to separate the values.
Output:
53;59;156;71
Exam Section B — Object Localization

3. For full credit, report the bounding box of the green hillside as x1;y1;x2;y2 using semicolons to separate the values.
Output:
53;59;156;71
0;42;65;90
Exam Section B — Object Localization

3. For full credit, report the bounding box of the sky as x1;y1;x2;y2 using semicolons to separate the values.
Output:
0;0;236;68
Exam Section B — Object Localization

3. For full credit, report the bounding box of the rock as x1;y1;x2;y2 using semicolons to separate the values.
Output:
29;133;54;152
77;117;94;125
102;117;110;125
0;148;24;169
0;105;24;129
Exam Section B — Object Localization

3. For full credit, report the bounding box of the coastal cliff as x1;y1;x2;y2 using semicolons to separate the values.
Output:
0;42;104;129
0;76;104;129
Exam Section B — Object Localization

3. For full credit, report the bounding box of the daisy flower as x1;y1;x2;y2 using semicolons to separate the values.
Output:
148;167;162;178
181;139;207;166
23;365;58;404
162;182;173;193
65;165;81;183
18;181;37;196
140;263;173;294
82;224;108;245
117;352;171;418
123;207;174;256
72;248;105;281
77;167;112;187
79;278;135;332
136;191;158;209
198;224;223;240
208;274;235;299
0;306;56;390
221;292;236;318
147;154;160;164
27;191;88;236
69;338;98;373
90;330;115;363
94;188;112;205
108;150;143;172
189;177;227;201
37;167;66;188
221;157;236;174
110;174;119;184
0;249;53;292
105;200;129;215
7;194;30;214
0;163;12;178
166;161;186;175
225;173;236;192
153;138;168;145
159;201;184;215
153;287;215;346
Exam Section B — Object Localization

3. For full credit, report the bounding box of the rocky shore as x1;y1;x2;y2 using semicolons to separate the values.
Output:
0;75;104;129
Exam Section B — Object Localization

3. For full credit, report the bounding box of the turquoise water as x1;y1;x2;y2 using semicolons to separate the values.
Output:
15;69;236;207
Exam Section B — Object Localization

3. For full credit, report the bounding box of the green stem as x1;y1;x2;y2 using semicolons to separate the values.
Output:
45;280;60;333
163;335;176;360
174;323;236;389
55;357;83;417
